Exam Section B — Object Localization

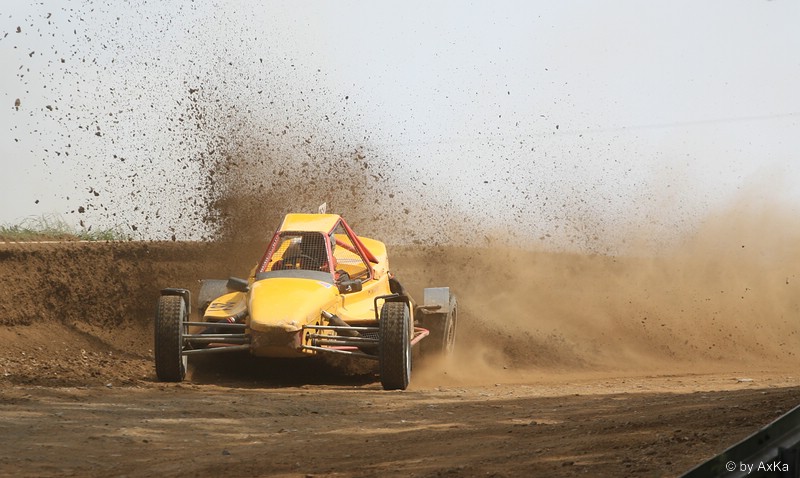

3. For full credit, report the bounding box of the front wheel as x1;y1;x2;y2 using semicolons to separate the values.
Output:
154;295;188;382
379;301;411;390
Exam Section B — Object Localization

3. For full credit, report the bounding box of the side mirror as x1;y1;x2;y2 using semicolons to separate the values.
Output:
337;278;362;294
226;277;249;293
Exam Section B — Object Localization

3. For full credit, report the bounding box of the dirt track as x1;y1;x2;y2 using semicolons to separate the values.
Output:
2;373;799;478
1;241;800;477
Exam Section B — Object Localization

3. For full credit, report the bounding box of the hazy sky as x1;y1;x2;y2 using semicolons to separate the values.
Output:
1;1;798;249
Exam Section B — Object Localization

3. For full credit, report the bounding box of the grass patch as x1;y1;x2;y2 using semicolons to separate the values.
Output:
0;215;129;242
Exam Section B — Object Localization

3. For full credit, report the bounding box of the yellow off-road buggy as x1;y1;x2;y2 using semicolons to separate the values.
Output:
154;213;456;390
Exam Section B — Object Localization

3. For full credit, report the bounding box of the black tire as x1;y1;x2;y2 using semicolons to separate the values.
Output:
420;296;458;358
155;295;188;382
379;301;411;390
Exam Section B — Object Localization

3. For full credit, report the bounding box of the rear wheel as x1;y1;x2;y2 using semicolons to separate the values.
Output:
379;301;411;390
420;296;457;358
155;295;188;382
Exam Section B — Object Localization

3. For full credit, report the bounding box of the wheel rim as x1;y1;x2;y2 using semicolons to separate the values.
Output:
179;302;187;375
403;318;411;383
444;304;457;354
178;320;189;374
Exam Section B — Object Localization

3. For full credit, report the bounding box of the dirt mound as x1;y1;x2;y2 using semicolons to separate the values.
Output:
0;242;239;386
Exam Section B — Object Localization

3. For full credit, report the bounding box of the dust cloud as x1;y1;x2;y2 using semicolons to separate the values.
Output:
398;188;800;385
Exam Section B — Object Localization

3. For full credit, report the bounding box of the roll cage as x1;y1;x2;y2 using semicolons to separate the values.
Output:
256;217;378;283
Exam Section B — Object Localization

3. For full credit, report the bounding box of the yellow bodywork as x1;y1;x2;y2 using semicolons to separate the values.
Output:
202;213;394;358
203;291;247;320
279;213;340;233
